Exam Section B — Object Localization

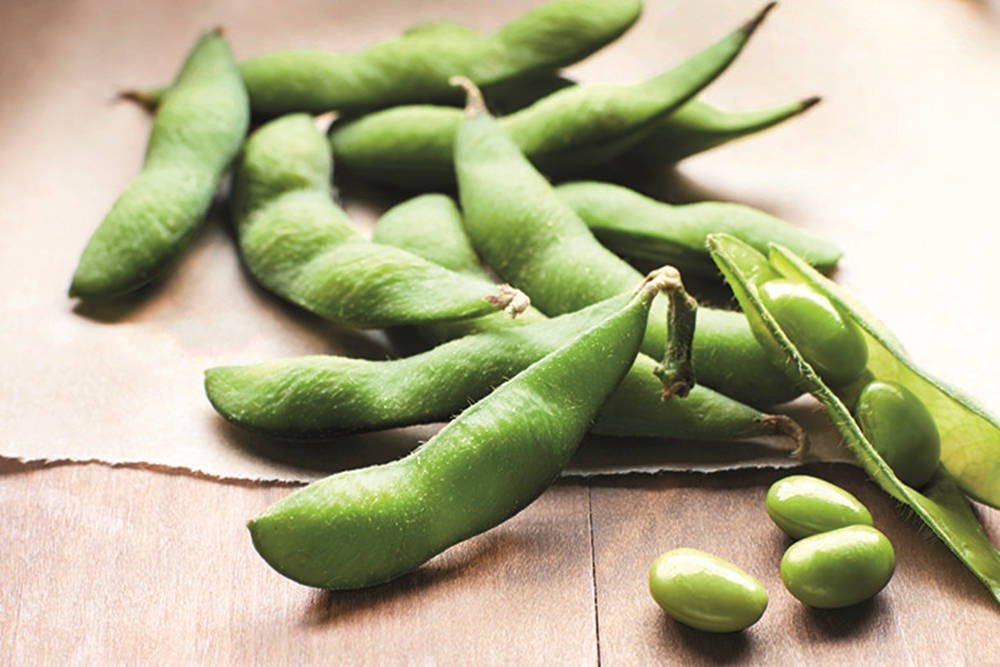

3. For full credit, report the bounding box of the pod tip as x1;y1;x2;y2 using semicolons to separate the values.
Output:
450;76;488;119
744;2;778;33
800;96;822;111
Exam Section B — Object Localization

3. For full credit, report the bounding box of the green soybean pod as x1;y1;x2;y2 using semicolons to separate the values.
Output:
757;278;868;387
649;548;768;633
229;114;526;328
247;266;670;590
622;96;821;166
371;193;487;279
205;194;807;449
780;525;895;608
452;79;799;408
238;0;641;116
766;475;873;539
70;31;248;300
855;381;941;489
206;289;806;448
555;180;841;274
330;4;774;189
708;233;1000;605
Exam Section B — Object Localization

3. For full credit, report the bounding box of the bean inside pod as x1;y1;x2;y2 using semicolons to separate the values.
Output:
708;233;1000;605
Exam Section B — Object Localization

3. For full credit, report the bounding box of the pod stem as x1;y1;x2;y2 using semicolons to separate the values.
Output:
117;88;161;111
642;267;697;401
486;284;531;317
757;414;810;458
450;75;488;119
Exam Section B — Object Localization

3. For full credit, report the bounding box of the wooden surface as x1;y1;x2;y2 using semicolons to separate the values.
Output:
4;0;1000;663
3;460;999;664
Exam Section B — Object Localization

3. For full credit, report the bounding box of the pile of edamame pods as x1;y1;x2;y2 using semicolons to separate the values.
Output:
69;0;1000;625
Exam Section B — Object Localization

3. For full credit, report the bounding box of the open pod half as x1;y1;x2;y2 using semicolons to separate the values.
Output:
708;232;1000;604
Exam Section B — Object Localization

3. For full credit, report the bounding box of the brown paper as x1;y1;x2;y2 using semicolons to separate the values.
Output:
2;0;998;482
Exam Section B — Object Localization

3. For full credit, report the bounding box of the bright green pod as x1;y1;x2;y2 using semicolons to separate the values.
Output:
238;0;642;116
555;181;841;274
622;96;820;166
780;525;895;609
708;233;1000;605
855;381;941;489
205;194;807;449
330;4;775;189
649;548;768;633
247;267;669;590
229;114;524;328
757;279;868;387
766;475;873;539
70;31;248;299
205;293;804;447
484;74;819;167
452;80;799;408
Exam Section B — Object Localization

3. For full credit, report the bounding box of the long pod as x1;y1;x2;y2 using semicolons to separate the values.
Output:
70;31;249;299
556;180;841;274
330;4;774;189
237;0;641;116
248;267;670;590
621;96;820;166
708;233;1000;604
205;291;802;447
452;80;799;407
229;114;524;328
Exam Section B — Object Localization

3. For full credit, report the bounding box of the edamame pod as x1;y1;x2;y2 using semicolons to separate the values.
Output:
452;79;799;408
555;180;841;275
247;267;672;590
70;31;249;299
708;232;1000;604
621;96;821;166
239;0;642;116
330;4;774;189
206;291;803;447
229;114;526;328
205;194;806;449
484;74;819;165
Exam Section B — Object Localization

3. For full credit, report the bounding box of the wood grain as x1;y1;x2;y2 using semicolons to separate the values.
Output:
0;462;596;665
3;461;998;664
590;464;1000;665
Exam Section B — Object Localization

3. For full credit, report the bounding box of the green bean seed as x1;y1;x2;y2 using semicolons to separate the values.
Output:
780;525;895;608
229;113;525;328
649;548;768;633
758;278;868;387
452;78;799;408
239;0;641;116
766;475;873;539
556;180;841;274
70;31;248;299
330;4;774;189
855;381;941;488
247;267;670;590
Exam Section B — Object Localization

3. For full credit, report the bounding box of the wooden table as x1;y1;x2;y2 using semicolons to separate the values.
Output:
4;460;999;664
3;1;1000;663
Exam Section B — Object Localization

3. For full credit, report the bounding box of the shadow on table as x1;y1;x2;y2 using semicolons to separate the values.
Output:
302;529;536;627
